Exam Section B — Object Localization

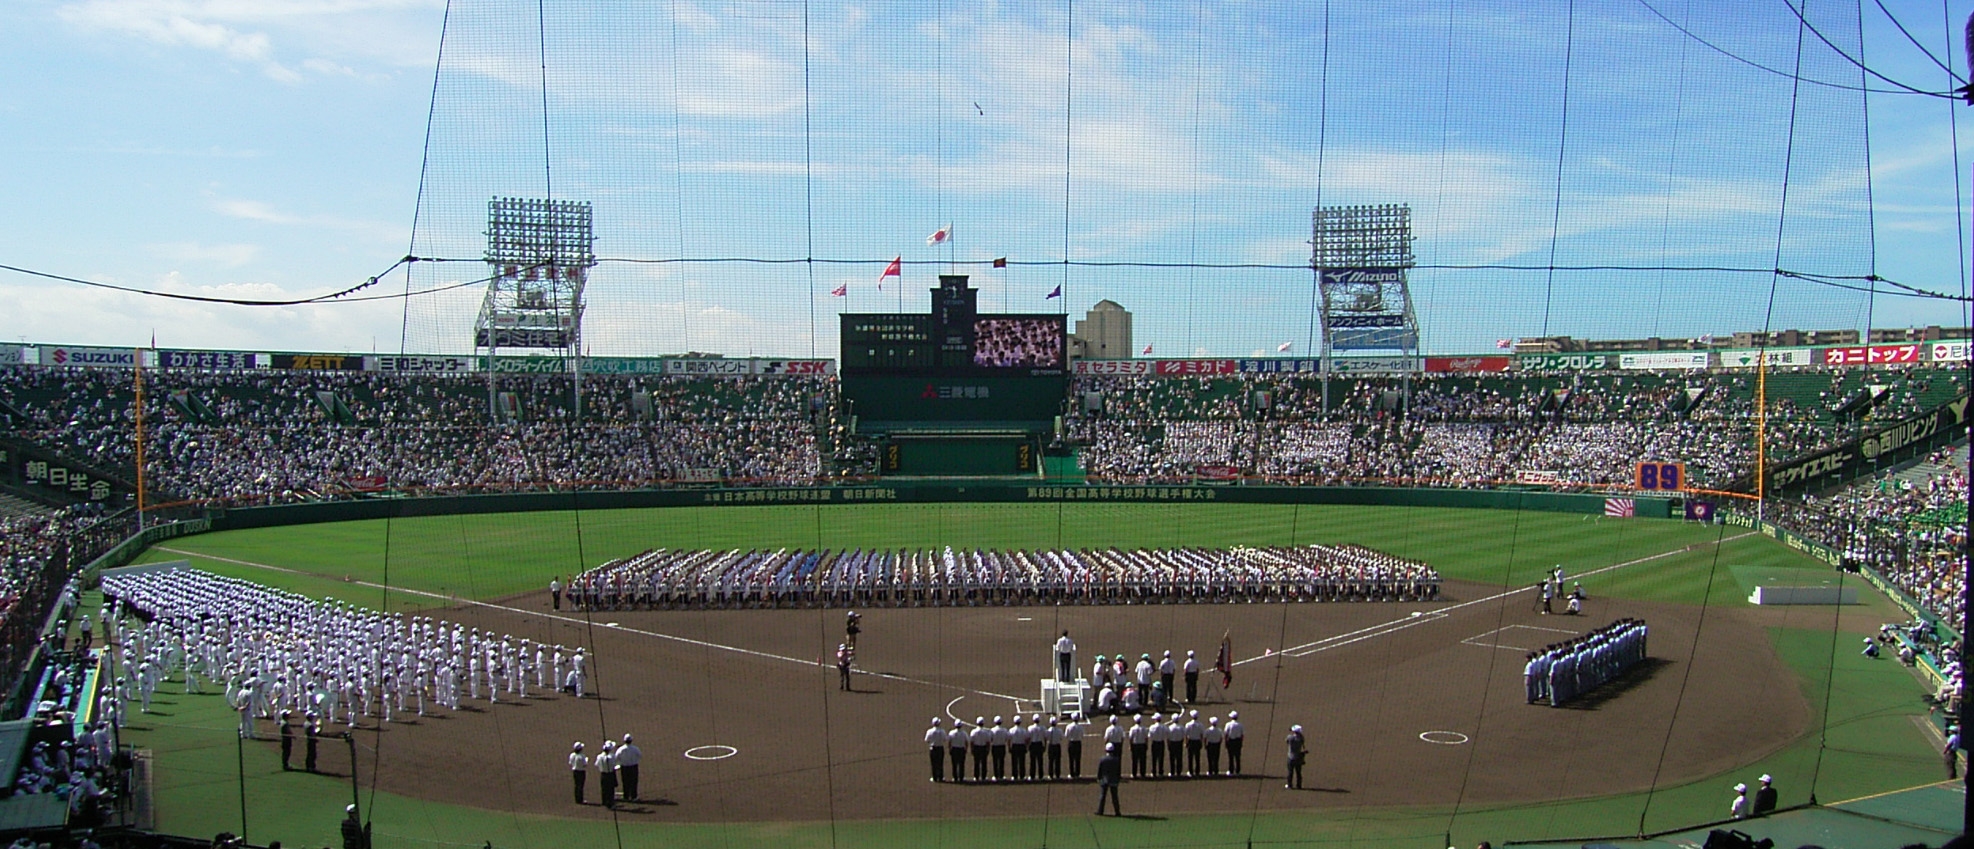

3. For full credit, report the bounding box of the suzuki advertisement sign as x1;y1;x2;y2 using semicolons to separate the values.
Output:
42;346;137;368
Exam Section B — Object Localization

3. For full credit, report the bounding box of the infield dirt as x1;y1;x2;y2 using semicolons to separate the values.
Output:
239;576;1821;823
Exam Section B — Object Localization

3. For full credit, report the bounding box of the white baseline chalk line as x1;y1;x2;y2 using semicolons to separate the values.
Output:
1234;531;1756;666
152;546;1027;704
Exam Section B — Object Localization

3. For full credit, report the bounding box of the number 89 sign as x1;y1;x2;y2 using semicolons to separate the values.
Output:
1634;462;1684;491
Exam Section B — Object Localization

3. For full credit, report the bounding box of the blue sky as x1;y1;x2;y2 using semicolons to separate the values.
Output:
2;0;1970;358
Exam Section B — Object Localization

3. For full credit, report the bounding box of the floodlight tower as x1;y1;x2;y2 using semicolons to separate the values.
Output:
1311;203;1420;414
477;197;595;421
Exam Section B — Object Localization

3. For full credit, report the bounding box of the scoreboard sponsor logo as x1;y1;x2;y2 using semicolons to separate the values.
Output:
756;359;835;375
1238;359;1320;374
1618;352;1709;370
1328;356;1419;374
374;355;475;374
1328;314;1406;328
1155;359;1237;376
475;327;570;349
1931;341;1971;363
1717;347;1815;369
1820;344;1920;366
1073;359;1154;376
1425;356;1511;373
666;358;752;375
159;350;266;370
1319;267;1404;285
1517;354;1610;371
43;346;137;368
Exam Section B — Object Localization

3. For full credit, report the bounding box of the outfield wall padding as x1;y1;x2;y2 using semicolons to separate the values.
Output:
199;484;1673;532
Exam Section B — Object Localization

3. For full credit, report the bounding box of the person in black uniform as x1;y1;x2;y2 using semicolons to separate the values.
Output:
1284;724;1306;789
1095;743;1122;816
304;716;320;773
339;805;369;849
278;712;294;771
1750;774;1777;815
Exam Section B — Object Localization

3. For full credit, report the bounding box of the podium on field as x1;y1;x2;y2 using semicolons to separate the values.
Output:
1040;678;1090;716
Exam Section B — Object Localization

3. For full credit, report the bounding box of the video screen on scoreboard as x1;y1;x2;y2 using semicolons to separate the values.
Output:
971;317;1064;369
841;312;1064;377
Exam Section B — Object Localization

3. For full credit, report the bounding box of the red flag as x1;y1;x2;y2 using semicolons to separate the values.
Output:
879;256;901;289
1214;630;1232;687
992;257;1007;268
1277;341;1293;352
1496;338;1514;350
1141;344;1153;355
830;283;847;297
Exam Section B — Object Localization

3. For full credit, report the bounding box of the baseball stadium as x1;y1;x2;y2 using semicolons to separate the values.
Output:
1;3;1971;849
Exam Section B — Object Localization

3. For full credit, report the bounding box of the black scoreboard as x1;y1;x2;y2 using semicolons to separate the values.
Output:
841;275;1065;377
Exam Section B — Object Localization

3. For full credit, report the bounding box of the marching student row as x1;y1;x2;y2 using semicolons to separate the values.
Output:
565;544;1440;609
97;568;595;741
1523;618;1649;706
920;711;1252;783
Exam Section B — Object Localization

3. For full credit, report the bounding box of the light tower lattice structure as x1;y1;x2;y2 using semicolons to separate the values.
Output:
1311;204;1420;414
476;197;596;421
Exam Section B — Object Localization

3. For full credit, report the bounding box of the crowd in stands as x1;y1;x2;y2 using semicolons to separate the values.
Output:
572;544;1440;609
0;507;131;699
0;368;832;504
1765;447;1970;633
1065;368;1965;489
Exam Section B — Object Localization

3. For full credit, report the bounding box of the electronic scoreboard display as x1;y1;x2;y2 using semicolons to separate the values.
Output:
840;276;1065;377
840;275;1068;431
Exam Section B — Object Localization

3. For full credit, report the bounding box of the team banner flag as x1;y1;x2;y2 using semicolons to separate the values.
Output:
830;283;847;297
1214;629;1232;687
878;256;901;288
1604;497;1636;518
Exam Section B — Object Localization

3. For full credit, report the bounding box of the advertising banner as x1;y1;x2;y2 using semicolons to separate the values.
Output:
665;358;753;375
1820;344;1921;366
1318;267;1405;287
1237;359;1321;374
1073;359;1154;376
1717;347;1816;369
1618;352;1710;370
571;357;669;375
1154;359;1238;376
755;359;836;376
158;350;266;370
269;353;365;371
486;357;569;375
1930;341;1971;363
373;355;475;374
1745;393;1969;493
475;328;570;349
0;345;23;365
1424;356;1512;373
1328;356;1420;374
1516;353;1611;371
41;346;138;368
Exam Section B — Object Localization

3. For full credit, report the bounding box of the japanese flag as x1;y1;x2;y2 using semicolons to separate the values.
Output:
927;226;951;246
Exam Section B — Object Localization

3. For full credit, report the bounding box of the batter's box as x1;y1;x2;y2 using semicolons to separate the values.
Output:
1461;624;1579;652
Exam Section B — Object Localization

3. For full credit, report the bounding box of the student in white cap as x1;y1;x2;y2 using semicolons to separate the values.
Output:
1225;710;1245;775
1751;774;1776;815
1730;782;1748;819
616;734;642;801
568;742;587;804
1284;724;1306;789
926;718;947;782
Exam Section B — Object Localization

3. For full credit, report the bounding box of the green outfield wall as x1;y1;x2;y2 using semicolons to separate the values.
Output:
194;484;1673;532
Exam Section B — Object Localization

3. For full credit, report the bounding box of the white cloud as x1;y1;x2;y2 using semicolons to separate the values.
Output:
55;0;442;81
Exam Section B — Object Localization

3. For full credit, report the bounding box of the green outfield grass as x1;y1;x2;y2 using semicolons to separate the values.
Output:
115;503;1948;849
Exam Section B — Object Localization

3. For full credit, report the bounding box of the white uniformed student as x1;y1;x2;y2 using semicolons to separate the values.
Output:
1127;715;1148;779
990;716;1010;781
1064;713;1086;779
1046;716;1065;780
1008;716;1028;781
568;742;588;804
616;734;642;801
969;717;991;782
1204;716;1224;775
1183;650;1201;703
948;719;968;782
1730;782;1748;819
1225;711;1245;775
926;718;947;782
1027;714;1046;779
1183;710;1205;777
595;741;618;809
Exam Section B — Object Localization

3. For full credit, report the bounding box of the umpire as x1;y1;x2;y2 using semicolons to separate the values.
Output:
1095;743;1123;816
